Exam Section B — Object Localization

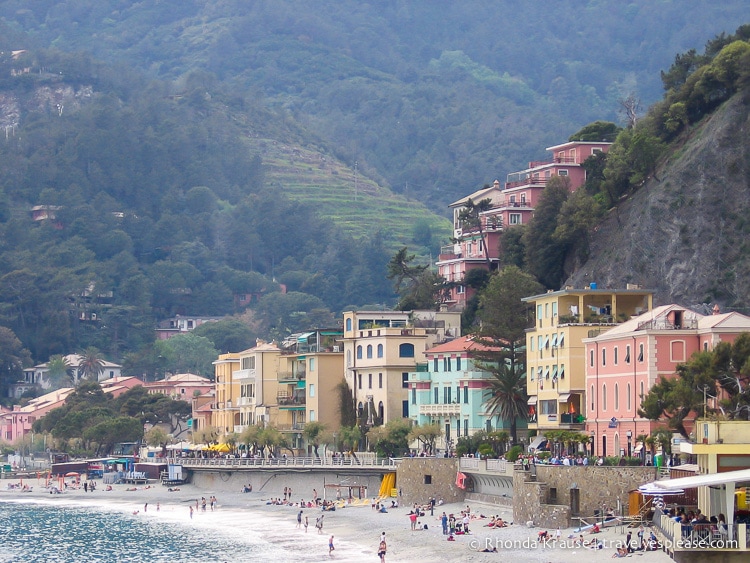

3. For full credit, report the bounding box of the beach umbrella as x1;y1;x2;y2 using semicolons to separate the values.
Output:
212;443;231;453
65;472;79;477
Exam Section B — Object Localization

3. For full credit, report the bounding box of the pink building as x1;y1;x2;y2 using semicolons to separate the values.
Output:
584;305;750;458
437;140;611;309
144;373;214;402
0;377;142;443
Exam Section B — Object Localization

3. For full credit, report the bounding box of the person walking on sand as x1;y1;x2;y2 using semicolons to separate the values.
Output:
189;506;193;519
304;516;309;533
329;535;335;556
378;539;387;563
297;509;303;528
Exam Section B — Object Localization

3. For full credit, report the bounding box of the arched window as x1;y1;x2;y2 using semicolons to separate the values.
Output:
399;343;415;358
378;401;384;422
602;384;607;411
356;345;362;359
591;384;595;411
627;383;631;411
614;383;619;410
345;318;352;331
366;344;373;359
377;344;383;358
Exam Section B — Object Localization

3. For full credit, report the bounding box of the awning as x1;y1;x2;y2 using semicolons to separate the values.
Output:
544;367;550;379
559;366;565;379
552;365;558;379
527;396;538;405
557;393;571;402
456;472;467;489
551;334;558;347
650;468;750;490
528;435;547;451
633;444;644;453
297;332;314;342
638;484;685;496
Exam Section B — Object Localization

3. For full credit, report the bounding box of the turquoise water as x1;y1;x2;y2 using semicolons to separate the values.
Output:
0;499;291;563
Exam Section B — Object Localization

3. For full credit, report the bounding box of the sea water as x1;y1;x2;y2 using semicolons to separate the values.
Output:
0;497;344;563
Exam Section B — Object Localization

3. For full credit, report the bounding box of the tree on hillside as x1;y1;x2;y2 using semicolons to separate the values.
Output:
387;247;445;310
191;317;257;353
522;176;571;289
457;198;494;269
568;121;621;142
153;333;218;377
78;347;105;383
0;326;32;400
45;355;73;390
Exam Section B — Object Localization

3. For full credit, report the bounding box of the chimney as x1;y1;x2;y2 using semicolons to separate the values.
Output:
712;304;720;315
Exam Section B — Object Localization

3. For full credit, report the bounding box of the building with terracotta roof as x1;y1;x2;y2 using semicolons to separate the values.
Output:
584;305;750;458
408;335;527;453
143;373;213;402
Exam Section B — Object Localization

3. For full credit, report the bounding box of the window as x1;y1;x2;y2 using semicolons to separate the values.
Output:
539;400;557;414
309;410;315;422
590;350;594;367
638;343;644;362
521;193;526;204
640;381;645;403
309;384;315;398
670;340;686;363
602;348;606;366
424;475;432;485
464;419;469;436
377;344;383;358
591;385;595;411
614;347;618;365
309;358;315;371
456;385;460;402
456;285;465;294
627;383;631;411
464;386;468;403
614;383;619;410
366;345;373;359
703;341;709;351
411;388;416;404
368;374;372;388
402;372;409;388
537;305;543;327
242;356;256;370
509;213;521;225
456;419;461;437
378;373;383;388
358;374;362;389
402;400;409;418
602;384;607;411
456;357;461;370
558;169;569;176
433;358;439;372
346;349;351;367
625;345;631;363
434;387;439;404
356;345;363;359
399;343;415;358
346;318;352;331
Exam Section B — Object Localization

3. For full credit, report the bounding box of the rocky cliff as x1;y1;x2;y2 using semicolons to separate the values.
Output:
567;93;750;311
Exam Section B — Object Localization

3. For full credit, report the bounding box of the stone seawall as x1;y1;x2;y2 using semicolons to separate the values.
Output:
513;465;658;528
189;468;386;502
395;458;464;506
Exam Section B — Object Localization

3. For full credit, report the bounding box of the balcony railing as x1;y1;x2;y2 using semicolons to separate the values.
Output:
278;394;306;406
174;456;398;469
278;370;306;381
419;403;461;416
277;423;307;432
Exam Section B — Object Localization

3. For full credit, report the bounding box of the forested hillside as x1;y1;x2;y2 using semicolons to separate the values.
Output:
2;0;747;210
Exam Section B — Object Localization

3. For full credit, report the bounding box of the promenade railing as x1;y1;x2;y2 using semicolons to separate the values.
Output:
173;456;398;469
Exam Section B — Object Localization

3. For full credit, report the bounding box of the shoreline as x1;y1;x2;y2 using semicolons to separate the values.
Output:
1;478;673;562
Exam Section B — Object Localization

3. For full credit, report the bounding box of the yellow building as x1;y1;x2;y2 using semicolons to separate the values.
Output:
234;341;282;434
342;310;461;427
680;420;750;517
523;286;653;434
277;330;344;454
213;353;241;436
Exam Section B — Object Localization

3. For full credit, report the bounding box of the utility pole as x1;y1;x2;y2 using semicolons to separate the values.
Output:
354;161;358;201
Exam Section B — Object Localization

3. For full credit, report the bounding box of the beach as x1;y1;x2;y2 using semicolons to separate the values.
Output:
0;477;674;562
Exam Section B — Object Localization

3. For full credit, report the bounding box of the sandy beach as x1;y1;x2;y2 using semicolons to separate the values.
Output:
0;477;674;562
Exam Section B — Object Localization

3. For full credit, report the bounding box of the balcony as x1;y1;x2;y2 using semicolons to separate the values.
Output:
236;397;255;407
278;394;306;409
277;423;307;432
419;403;461;416
234;368;256;381
278;370;306;382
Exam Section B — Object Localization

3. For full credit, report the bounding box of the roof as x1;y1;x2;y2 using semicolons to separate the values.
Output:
425;335;504;355
163;373;211;383
697;311;750;330
590;304;683;338
651;468;750;490
448;184;503;208
521;287;655;303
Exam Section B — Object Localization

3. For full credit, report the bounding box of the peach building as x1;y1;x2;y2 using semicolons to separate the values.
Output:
584;305;750;458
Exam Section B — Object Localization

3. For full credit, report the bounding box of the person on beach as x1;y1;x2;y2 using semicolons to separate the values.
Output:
378;539;387;562
329;535;335;556
409;512;417;531
304;516;309;533
441;512;448;535
189;506;193;519
284;486;288;500
144;503;148;512
297;510;303;528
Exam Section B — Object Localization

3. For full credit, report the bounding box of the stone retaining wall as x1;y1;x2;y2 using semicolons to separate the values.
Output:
395;458;464;506
513;465;658;528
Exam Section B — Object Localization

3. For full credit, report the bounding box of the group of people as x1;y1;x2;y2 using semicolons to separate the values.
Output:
672;508;728;538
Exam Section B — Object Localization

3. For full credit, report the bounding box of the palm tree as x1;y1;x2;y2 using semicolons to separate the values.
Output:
303;421;328;459
483;363;528;445
45;355;73;389
78;348;105;383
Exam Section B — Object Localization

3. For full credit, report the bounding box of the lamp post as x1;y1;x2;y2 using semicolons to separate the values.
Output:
590;431;595;457
626;430;632;458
